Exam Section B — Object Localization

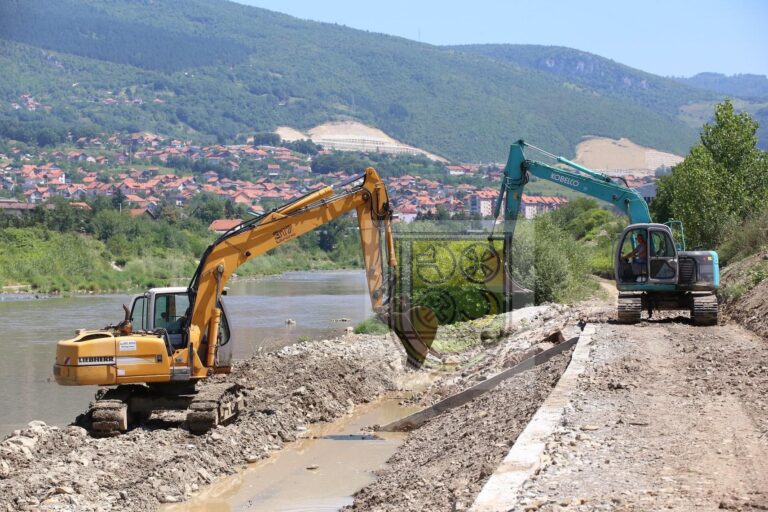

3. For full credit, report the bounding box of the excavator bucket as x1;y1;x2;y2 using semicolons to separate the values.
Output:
387;305;439;368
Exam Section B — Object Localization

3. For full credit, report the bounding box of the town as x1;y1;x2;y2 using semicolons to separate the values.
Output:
0;131;656;225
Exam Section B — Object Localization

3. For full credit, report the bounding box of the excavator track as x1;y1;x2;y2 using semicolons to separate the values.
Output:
186;382;244;435
80;387;135;437
79;382;244;437
617;294;642;324
691;294;719;326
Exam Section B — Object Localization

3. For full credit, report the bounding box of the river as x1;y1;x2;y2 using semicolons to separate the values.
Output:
0;270;371;438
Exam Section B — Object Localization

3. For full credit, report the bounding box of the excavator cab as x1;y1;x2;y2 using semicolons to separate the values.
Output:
616;224;679;286
127;287;233;368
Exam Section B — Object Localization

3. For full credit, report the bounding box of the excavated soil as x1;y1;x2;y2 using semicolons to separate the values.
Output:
345;351;572;512
340;305;586;511
721;252;768;339
0;334;404;511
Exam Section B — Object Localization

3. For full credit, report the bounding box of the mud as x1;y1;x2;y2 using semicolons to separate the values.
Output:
0;334;405;511
346;350;573;512
165;397;418;512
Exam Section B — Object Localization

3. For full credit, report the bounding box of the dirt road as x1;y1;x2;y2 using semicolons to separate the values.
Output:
513;320;768;511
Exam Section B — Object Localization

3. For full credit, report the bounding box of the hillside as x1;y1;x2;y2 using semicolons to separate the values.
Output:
673;73;768;148
455;44;768;150
0;0;716;161
451;44;717;117
674;72;768;100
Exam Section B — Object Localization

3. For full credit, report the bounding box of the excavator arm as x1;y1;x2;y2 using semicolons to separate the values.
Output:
185;167;436;373
493;140;652;237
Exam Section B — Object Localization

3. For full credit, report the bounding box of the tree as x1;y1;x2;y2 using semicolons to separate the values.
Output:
653;100;768;248
252;132;281;146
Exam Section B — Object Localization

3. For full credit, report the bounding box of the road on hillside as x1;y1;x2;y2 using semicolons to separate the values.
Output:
515;319;768;511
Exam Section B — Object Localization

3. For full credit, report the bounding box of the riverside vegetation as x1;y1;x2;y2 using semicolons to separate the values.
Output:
0;194;364;293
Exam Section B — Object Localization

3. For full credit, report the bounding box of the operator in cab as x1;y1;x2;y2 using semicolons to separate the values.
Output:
623;233;647;264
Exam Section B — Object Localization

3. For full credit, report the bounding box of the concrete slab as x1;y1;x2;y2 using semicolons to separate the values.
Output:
379;335;578;432
469;324;596;512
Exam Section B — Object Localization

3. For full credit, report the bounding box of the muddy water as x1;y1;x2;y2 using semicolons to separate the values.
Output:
165;396;419;512
0;271;370;437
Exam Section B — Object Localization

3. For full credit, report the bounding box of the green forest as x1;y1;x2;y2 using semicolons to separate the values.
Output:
1;0;749;160
0;194;364;293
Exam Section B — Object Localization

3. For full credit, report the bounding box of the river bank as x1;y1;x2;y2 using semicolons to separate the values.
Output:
0;301;579;511
0;270;373;438
0;222;362;295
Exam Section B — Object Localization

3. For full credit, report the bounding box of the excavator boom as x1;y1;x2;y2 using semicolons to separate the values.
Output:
53;167;435;436
185;167;436;372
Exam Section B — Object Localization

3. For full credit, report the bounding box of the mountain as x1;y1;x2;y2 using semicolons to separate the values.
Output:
453;44;768;151
674;72;768;100
0;0;744;160
449;45;717;118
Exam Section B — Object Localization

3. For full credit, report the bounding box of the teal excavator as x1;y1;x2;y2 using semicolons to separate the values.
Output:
494;140;719;325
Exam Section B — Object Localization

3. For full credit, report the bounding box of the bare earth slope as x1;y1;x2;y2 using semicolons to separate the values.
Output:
276;121;447;161
574;137;683;175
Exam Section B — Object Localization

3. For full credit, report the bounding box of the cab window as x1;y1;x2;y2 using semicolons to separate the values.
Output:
650;231;675;257
154;293;190;334
130;296;148;331
218;306;231;346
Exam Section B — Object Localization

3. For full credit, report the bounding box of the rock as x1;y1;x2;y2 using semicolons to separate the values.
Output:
444;355;461;365
480;329;501;343
306;464;319;470
580;425;600;431
197;468;213;483
6;435;37;449
0;460;10;479
65;426;88;437
54;486;75;495
345;327;354;334
27;420;47;428
159;495;182;504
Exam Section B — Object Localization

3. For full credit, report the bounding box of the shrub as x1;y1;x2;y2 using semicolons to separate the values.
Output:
353;317;390;335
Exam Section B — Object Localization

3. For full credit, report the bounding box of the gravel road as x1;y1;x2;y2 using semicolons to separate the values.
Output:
513;320;768;511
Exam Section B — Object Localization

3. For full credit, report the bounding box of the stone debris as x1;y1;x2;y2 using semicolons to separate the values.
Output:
0;334;403;511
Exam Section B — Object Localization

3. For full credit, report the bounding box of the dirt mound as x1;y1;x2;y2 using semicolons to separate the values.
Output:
275;121;447;161
575;137;683;175
345;305;581;511
0;334;403;511
720;252;768;338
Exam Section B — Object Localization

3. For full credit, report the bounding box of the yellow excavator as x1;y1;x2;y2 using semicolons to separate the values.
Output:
53;168;437;435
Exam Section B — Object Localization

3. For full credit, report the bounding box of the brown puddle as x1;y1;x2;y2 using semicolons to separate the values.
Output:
164;395;421;512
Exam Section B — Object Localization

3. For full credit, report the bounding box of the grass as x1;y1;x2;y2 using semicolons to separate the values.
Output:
353;317;390;335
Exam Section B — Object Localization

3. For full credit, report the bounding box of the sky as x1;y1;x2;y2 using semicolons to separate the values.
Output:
234;0;767;77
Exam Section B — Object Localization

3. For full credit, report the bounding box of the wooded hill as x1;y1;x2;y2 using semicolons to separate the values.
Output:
0;0;761;160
